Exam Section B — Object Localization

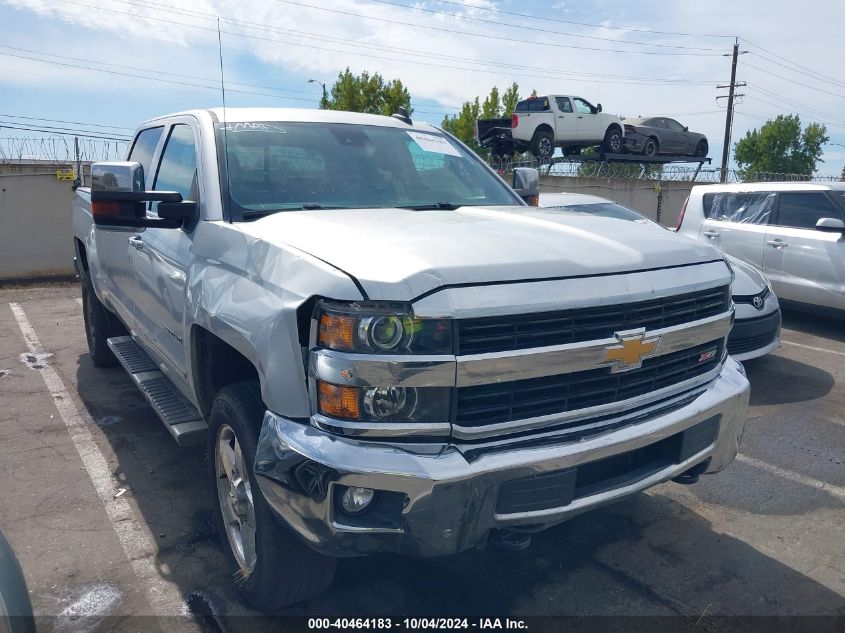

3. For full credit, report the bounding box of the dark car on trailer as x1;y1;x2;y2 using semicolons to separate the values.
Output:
623;117;708;158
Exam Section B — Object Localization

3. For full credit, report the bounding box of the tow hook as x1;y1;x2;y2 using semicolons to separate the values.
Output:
489;529;532;552
672;459;711;485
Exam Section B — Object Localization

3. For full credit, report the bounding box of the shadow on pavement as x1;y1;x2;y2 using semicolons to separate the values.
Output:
744;355;834;406
73;353;845;627
781;307;845;344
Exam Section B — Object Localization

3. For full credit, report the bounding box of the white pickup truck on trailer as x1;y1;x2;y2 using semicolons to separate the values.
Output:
510;95;626;159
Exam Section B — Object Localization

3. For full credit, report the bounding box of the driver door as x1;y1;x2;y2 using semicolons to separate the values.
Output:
126;121;199;377
573;98;601;143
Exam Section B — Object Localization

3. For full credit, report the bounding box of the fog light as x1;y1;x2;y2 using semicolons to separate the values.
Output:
341;487;375;514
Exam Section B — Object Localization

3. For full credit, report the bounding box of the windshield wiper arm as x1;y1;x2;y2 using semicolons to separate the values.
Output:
399;202;463;211
241;203;339;219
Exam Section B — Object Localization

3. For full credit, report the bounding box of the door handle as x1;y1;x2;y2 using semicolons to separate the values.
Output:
766;239;788;248
577;115;584;119
129;236;144;251
702;230;719;238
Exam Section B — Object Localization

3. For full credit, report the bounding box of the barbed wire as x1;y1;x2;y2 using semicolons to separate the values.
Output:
0;136;129;163
487;156;842;184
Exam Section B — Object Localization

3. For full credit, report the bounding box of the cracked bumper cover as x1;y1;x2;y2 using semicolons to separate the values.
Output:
254;357;749;558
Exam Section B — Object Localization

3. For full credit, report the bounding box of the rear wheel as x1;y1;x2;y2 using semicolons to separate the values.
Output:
602;126;623;153
81;282;125;367
208;383;336;611
530;130;554;159
694;139;708;157
643;137;659;158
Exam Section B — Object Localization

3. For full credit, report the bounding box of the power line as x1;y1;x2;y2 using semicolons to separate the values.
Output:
118;0;721;85
743;62;845;100
424;0;736;38
365;0;725;51
741;38;845;88
0;122;132;141
265;0;727;56
744;85;845;127
0;114;135;131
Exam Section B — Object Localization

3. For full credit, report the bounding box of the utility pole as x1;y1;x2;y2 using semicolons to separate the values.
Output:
74;136;81;187
717;38;746;182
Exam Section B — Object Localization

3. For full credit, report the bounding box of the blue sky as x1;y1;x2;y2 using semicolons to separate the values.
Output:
1;0;844;176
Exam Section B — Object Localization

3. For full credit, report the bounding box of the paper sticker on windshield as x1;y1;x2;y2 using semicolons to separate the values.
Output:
407;132;461;157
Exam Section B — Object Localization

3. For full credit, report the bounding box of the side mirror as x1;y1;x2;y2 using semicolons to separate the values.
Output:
596;103;603;112
90;161;187;229
512;167;540;206
816;217;845;233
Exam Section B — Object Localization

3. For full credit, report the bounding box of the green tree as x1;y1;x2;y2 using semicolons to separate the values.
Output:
441;84;533;159
734;114;828;178
441;97;482;154
324;68;412;116
501;83;520;116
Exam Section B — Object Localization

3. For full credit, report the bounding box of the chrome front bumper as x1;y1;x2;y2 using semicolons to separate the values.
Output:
254;358;749;558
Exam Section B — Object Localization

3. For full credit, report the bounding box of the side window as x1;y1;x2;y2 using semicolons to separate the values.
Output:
515;100;529;112
153;124;198;205
665;119;685;132
573;98;593;114
703;192;775;224
529;98;550;112
127;127;164;183
555;97;573;113
776;192;842;229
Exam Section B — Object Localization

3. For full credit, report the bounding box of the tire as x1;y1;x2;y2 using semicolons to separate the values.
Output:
0;530;36;633
82;281;125;367
643;137;659;158
208;383;336;611
602;126;623;154
530;130;554;159
695;140;708;157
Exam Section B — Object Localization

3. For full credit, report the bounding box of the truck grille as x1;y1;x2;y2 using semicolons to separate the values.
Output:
455;341;723;428
456;285;730;355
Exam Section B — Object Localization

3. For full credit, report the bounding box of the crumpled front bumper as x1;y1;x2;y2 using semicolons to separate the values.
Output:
254;358;749;558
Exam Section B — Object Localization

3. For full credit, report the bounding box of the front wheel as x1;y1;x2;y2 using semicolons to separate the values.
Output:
602;126;623;154
694;140;708;157
81;282;125;367
208;383;336;611
530;130;554;159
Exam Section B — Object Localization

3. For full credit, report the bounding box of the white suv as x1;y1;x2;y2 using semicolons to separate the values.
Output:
678;183;845;313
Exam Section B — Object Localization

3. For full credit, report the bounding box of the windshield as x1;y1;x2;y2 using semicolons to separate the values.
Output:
546;201;654;223
216;121;521;220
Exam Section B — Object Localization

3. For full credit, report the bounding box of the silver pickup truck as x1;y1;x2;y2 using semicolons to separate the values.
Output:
72;107;749;611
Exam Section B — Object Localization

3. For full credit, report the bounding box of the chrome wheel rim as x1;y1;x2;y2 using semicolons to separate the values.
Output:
215;424;257;573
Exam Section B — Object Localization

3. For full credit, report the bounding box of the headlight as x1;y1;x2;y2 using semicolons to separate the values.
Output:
317;381;450;423
316;301;452;354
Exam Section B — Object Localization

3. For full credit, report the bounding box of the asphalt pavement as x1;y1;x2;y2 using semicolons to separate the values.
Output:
0;282;842;632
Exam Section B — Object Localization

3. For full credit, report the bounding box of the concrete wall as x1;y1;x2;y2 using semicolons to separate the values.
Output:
0;169;76;281
540;175;694;227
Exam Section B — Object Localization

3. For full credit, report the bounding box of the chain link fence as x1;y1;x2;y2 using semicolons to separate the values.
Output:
487;156;842;184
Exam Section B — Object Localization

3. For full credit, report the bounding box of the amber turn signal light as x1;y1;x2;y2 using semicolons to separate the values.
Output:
318;313;356;351
317;381;361;420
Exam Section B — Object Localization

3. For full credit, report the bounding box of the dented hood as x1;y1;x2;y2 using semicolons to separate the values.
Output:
237;206;724;300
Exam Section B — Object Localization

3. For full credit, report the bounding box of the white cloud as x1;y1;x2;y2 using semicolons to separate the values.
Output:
2;0;845;174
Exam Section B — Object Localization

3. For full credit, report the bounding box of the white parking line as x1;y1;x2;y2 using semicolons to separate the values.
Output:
781;340;845;358
8;302;184;616
75;297;83;306
736;453;845;502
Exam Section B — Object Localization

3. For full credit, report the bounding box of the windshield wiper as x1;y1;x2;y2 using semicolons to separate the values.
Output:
241;203;340;219
399;202;463;211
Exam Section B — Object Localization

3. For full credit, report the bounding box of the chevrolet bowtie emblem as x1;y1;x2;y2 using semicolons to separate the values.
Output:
603;329;661;373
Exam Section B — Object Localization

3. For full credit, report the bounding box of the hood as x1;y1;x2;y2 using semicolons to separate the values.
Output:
725;254;769;296
237;206;725;300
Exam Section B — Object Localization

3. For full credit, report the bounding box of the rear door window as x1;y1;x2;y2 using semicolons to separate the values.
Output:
555;97;573;113
775;192;842;229
703;192;775;224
